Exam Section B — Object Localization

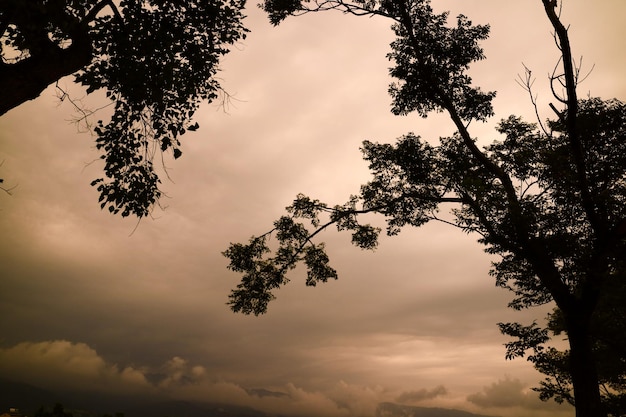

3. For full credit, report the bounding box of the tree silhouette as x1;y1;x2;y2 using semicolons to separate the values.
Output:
34;403;73;417
1;0;247;216
224;2;626;416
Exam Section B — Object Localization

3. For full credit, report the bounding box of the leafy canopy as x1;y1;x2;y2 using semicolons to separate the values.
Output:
1;0;248;217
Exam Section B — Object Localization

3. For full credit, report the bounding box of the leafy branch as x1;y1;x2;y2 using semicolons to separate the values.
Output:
223;193;381;315
225;179;466;315
261;0;403;26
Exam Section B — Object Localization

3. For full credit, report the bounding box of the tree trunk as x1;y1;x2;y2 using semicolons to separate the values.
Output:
566;310;605;417
1;0;96;115
0;40;92;116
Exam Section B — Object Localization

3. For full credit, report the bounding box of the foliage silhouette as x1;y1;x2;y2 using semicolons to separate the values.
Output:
0;0;247;217
34;403;73;417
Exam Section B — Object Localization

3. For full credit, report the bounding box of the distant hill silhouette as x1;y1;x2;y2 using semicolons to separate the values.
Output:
122;399;266;417
0;378;269;417
245;387;289;399
0;378;62;415
377;402;498;417
0;378;498;417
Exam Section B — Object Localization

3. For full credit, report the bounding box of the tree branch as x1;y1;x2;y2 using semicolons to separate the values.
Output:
542;0;605;238
394;0;572;308
0;2;94;115
516;64;551;136
83;0;124;25
0;161;16;195
293;0;400;22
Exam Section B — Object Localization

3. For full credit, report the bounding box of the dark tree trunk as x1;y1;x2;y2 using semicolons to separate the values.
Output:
566;309;605;417
0;40;92;116
1;1;94;116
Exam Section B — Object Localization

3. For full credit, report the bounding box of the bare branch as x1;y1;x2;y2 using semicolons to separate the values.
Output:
516;64;550;136
574;56;595;86
0;161;17;196
55;82;113;133
549;56;568;104
214;86;246;114
430;213;486;237
542;0;606;237
0;182;17;195
519;179;541;199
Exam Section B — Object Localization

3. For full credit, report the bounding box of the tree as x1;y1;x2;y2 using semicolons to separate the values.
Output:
0;0;247;217
223;1;626;417
502;249;626;416
34;403;73;417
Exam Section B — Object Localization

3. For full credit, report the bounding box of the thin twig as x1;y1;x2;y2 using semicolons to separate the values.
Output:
516;63;550;136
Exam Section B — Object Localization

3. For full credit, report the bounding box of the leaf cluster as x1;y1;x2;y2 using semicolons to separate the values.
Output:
224;194;382;315
500;275;626;415
360;134;453;235
489;99;626;310
386;3;494;121
80;0;247;217
260;1;495;122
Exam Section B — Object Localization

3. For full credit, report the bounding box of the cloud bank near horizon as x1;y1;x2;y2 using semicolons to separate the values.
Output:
0;340;573;417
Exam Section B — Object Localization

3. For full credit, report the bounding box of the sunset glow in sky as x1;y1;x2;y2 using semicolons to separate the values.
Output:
1;1;626;416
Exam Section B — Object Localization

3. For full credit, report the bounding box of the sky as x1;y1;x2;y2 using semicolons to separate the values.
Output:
1;1;626;416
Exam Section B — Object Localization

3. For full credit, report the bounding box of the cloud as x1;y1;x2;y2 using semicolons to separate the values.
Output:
466;376;573;416
467;376;528;408
326;381;388;417
0;340;149;394
396;385;448;403
141;370;385;417
156;371;387;417
0;340;388;417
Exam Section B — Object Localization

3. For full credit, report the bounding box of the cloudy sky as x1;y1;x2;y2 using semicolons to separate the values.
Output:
1;1;625;416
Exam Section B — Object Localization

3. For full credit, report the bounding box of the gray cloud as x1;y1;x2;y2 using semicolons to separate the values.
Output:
467;377;527;408
0;341;149;394
396;385;448;403
467;376;573;415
